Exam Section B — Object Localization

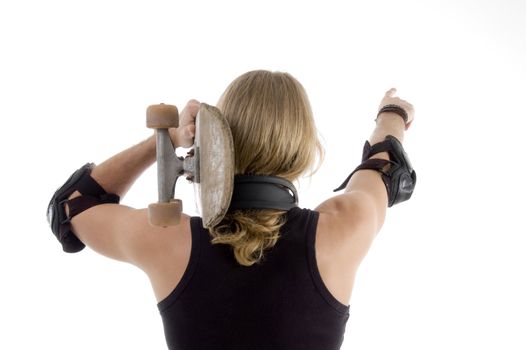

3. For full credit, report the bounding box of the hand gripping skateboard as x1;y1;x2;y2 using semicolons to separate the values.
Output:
146;103;235;228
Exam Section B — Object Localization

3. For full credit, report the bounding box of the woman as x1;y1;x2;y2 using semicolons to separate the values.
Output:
48;70;415;349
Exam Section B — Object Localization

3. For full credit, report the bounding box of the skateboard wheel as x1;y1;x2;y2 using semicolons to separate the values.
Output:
147;104;179;129
148;200;182;227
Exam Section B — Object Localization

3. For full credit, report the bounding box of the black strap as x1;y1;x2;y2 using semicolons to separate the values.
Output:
333;158;392;192
333;137;397;192
67;193;120;219
76;170;108;197
63;170;120;222
365;141;393;160
229;175;298;211
333;135;416;207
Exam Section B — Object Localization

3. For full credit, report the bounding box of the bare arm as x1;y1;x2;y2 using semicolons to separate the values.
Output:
316;88;414;265
344;88;412;231
65;100;199;266
90;136;156;198
88;99;199;198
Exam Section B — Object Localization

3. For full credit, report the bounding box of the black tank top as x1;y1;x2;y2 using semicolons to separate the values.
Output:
157;207;350;350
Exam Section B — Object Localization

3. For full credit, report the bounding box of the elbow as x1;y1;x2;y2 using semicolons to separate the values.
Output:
347;189;387;235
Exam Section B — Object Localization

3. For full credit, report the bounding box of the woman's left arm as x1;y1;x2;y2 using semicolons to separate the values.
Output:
57;100;199;265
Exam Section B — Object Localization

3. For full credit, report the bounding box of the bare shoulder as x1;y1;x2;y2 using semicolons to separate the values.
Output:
128;210;193;302
120;209;192;272
313;193;381;305
315;192;380;276
71;205;193;301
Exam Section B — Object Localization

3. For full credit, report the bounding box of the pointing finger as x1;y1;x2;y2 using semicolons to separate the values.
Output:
385;88;397;97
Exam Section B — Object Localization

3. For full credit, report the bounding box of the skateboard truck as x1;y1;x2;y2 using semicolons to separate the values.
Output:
146;103;234;228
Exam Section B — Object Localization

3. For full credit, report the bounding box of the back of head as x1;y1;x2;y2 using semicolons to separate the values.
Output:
217;70;322;180
210;70;323;266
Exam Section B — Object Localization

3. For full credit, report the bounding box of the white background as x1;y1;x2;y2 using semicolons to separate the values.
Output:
1;0;525;349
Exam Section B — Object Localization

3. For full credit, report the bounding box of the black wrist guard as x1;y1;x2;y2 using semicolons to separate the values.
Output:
46;163;120;253
334;135;416;207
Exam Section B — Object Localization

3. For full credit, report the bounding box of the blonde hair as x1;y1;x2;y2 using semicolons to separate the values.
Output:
210;70;323;266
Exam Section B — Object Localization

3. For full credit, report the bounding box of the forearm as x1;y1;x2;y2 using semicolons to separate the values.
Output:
368;113;406;160
370;112;405;144
330;89;414;234
51;101;198;254
66;100;197;204
90;135;157;199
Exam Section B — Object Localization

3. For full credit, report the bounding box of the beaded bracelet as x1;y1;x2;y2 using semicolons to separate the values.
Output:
376;104;409;125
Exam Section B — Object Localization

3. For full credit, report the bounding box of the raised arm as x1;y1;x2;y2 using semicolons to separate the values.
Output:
88;100;199;199
48;100;199;267
316;88;415;267
340;88;414;231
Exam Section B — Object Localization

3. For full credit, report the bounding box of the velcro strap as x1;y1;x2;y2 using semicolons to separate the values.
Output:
333;158;392;192
362;140;393;161
355;158;392;174
77;171;108;197
62;169;120;222
66;193;120;219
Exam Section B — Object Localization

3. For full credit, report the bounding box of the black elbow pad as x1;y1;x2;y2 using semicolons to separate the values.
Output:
46;163;120;253
334;135;416;207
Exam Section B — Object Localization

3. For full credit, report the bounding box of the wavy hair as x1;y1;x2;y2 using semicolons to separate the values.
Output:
210;70;324;266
